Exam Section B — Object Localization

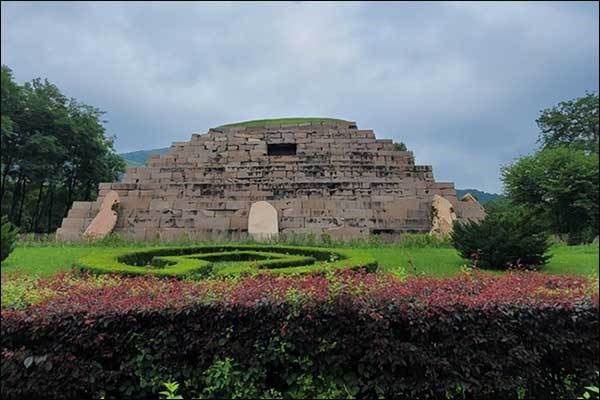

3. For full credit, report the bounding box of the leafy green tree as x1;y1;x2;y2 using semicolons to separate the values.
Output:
394;142;407;151
0;65;125;233
501;146;599;244
1;65;24;203
537;92;599;153
482;196;512;214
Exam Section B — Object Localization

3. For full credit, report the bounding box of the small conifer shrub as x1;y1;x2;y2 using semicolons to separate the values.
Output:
451;210;550;270
1;216;19;262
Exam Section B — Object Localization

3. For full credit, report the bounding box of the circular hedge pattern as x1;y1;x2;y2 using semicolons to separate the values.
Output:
76;245;377;278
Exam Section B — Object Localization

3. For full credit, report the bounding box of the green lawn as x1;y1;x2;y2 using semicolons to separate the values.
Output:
544;245;600;276
1;246;104;277
363;247;464;277
217;117;350;129
364;245;599;277
1;244;597;278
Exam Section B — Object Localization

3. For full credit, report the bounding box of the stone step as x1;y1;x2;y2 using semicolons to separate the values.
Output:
55;227;84;241
67;208;94;219
59;217;90;230
71;201;93;210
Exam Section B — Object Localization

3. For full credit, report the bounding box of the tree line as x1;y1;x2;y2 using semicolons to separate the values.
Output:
492;92;599;244
1;65;125;233
451;92;598;269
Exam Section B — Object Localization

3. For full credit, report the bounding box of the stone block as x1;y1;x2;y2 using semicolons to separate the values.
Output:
279;216;305;229
149;199;172;210
195;216;231;230
226;200;247;210
72;201;92;210
301;198;324;209
61;218;86;229
55;228;83;241
282;207;309;217
68;208;91;219
159;228;188;241
119;197;150;210
229;215;248;230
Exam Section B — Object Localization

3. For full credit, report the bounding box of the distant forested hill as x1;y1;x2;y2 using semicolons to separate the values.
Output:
120;148;502;203
120;147;169;167
455;189;501;203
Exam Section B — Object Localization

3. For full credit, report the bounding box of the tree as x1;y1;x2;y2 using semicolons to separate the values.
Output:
393;142;407;151
501;146;599;244
0;65;125;233
536;92;599;153
451;208;550;270
483;196;513;215
1;66;24;203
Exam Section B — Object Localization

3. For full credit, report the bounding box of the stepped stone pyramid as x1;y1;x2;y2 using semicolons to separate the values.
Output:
56;118;484;241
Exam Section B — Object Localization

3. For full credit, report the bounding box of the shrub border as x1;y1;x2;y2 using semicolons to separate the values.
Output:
75;244;378;278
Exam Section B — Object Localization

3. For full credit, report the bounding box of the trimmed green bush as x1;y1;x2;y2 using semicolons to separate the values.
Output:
75;244;377;278
451;210;551;270
1;216;19;263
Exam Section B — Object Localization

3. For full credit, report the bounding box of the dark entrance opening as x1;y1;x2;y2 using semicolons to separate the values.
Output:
268;143;297;156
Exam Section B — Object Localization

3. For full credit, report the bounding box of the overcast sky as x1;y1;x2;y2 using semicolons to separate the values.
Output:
1;1;598;193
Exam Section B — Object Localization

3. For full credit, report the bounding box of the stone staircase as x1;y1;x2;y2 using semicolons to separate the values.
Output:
55;201;99;240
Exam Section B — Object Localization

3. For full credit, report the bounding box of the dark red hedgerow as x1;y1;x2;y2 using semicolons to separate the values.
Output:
2;270;595;316
1;271;598;399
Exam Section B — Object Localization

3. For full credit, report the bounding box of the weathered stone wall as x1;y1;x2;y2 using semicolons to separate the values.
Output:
57;120;481;241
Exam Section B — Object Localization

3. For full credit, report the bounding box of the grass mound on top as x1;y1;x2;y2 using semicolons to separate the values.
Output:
216;117;350;129
75;244;377;278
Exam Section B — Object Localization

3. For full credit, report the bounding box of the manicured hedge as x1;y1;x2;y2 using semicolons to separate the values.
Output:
75;244;377;278
1;271;598;399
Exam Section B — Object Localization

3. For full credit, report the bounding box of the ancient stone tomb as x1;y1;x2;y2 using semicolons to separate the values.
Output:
56;119;484;241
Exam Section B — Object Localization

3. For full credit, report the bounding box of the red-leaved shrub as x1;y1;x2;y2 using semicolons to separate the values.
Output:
1;271;598;399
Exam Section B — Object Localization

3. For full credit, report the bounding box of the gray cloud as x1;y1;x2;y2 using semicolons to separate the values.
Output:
2;1;598;192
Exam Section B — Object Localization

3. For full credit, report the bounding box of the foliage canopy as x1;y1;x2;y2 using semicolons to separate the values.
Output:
0;65;125;233
502;145;599;243
536;91;599;153
451;209;551;270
